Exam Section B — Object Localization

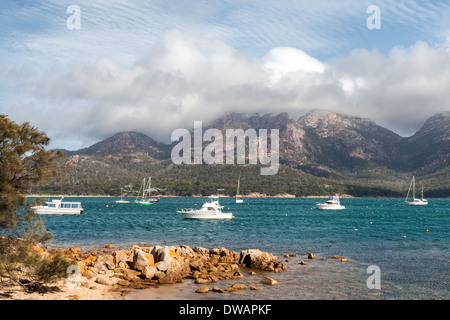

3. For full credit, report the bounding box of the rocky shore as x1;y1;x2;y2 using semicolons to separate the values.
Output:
1;244;291;300
0;242;353;300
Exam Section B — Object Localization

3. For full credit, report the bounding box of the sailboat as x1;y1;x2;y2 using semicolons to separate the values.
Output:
135;177;159;205
236;176;243;203
115;187;130;203
405;176;428;206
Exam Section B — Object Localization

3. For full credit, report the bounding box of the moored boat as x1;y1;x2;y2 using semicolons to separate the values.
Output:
177;196;233;220
316;196;346;210
405;176;428;206
32;197;84;215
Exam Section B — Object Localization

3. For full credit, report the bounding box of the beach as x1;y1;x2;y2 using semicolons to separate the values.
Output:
0;243;293;301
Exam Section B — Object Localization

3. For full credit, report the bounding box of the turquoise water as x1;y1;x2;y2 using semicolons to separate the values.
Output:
38;197;449;299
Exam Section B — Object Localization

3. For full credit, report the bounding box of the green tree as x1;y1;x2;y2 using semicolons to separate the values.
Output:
0;115;70;290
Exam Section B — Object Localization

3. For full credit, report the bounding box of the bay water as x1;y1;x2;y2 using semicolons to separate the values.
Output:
38;197;449;300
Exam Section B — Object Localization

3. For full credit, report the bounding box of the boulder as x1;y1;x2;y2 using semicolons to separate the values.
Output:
307;253;317;259
143;266;157;280
196;286;209;293
239;249;286;271
132;248;155;271
260;276;279;285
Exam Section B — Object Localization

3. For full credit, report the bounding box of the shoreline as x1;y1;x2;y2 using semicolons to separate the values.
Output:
0;243;349;301
26;194;358;198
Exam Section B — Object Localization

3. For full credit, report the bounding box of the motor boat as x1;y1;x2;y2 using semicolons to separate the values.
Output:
177;196;233;220
32;197;84;214
316;196;345;210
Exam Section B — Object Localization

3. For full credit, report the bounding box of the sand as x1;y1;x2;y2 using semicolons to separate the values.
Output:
0;276;123;300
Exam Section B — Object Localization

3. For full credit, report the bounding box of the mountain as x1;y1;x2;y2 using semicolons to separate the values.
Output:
405;111;450;172
46;110;449;197
68;131;171;160
295;110;407;174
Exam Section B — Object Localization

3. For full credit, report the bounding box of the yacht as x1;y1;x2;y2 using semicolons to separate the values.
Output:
405;176;428;206
316;196;346;210
32;197;84;215
235;176;244;203
116;187;130;203
177;196;234;220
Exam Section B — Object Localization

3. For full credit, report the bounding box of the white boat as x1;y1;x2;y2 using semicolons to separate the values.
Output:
316;196;346;210
32;197;84;215
236;176;244;203
116;187;130;203
405;176;428;206
177;196;234;220
135;177;160;205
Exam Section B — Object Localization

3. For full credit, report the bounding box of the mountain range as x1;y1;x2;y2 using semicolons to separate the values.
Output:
51;110;449;197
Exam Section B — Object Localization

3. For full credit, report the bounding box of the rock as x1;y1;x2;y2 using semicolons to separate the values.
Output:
231;283;247;290
95;275;110;285
104;244;115;249
260;276;279;286
133;249;154;271
196;286;209;293
250;285;259;290
307;253;316;259
195;277;212;284
69;247;82;255
143;266;157;280
299;260;307;265
239;249;286;271
116;279;130;286
212;286;224;293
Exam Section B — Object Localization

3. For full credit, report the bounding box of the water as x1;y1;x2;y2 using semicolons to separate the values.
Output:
37;196;449;299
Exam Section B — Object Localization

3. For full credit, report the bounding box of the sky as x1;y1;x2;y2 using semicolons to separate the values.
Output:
1;0;450;150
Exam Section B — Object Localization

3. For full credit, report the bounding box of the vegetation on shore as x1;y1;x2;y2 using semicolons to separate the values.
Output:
0;115;71;293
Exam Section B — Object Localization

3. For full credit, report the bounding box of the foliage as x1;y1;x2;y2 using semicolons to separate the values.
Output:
0;115;66;229
0;115;68;289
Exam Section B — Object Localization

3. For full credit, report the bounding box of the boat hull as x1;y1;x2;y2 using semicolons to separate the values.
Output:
405;200;428;206
135;201;154;205
316;204;345;210
178;211;233;220
33;208;83;215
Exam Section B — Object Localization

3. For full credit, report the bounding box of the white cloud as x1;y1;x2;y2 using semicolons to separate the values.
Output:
2;28;450;149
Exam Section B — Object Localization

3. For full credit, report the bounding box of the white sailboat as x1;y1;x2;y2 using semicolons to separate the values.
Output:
116;187;130;203
236;176;243;203
405;176;428;206
135;177;157;205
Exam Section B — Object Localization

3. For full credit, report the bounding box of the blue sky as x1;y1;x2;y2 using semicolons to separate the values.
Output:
1;0;450;149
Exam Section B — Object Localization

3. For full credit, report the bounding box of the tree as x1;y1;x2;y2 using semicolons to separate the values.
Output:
0;115;65;230
0;115;69;290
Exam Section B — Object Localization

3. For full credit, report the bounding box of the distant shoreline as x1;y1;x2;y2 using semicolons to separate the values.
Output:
27;194;400;199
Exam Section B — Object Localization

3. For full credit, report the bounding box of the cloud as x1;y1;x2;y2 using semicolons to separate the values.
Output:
2;29;450;149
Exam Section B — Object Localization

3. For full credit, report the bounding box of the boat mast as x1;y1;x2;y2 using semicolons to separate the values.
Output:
405;176;413;202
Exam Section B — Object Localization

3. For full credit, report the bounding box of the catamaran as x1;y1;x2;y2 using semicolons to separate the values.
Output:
405;176;428;206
